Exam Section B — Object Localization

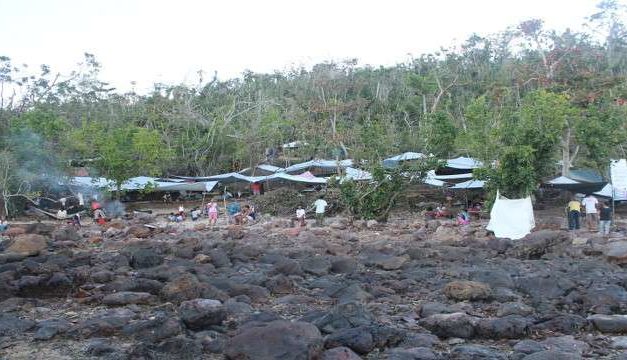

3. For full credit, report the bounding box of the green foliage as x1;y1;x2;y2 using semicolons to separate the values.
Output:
476;145;537;200
423;112;458;157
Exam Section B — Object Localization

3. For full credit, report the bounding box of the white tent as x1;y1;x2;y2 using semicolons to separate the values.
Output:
548;176;580;185
486;191;535;240
283;159;353;173
344;167;373;181
446;156;484;170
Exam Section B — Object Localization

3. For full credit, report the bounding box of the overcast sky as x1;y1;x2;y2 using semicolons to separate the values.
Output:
0;0;605;93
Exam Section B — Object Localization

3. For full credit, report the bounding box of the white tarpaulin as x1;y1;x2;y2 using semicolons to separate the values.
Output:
486;191;535;240
610;159;627;201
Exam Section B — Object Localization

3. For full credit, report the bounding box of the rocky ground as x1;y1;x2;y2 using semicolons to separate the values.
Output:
1;209;627;360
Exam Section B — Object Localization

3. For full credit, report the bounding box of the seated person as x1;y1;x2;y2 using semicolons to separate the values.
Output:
247;205;256;222
235;205;253;225
227;202;241;223
167;213;177;222
190;208;201;221
457;210;470;225
0;218;8;233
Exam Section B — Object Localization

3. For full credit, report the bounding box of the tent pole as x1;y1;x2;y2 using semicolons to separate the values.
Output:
610;161;615;230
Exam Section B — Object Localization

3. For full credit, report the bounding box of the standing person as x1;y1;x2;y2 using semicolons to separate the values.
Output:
207;201;218;226
294;205;306;227
313;196;328;227
251;182;261;196
598;201;612;237
567;197;581;230
581;194;599;231
93;206;106;225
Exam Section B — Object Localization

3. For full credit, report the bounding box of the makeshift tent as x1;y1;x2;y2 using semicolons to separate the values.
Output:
238;164;284;176
69;176;218;193
426;170;473;181
544;174;606;194
446;157;484;170
266;172;327;184
344;167;373;181
283;159;353;174
451;179;485;189
382;152;428;168
486;191;535;240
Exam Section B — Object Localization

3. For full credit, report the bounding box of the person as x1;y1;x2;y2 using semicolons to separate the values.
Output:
293;205;306;227
207;201;218;226
598;201;612;236
235;205;251;225
178;204;186;219
0;217;8;233
71;213;81;229
313;196;328;226
93;206;106;225
227;202;241;224
168;212;177;222
56;209;68;219
581;194;599;231
251;182;261;196
566;197;581;230
247;205;256;222
457;209;470;225
190;207;201;221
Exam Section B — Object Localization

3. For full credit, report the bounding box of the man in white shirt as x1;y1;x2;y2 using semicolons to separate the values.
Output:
313;196;328;226
581;194;599;231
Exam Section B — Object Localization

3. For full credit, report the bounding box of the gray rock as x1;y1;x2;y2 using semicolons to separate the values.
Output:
129;248;163;269
531;314;588;334
513;340;547;355
179;299;226;330
476;315;531;339
102;291;154;306
0;313;36;336
331;257;358;274
155;335;203;357
324;326;374;354
496;302;534;317
122;313;182;342
541;335;589;355
418;313;478;339
313;302;375;334
34;318;72;340
588;314;627;333
209;248;232;268
274;258;304;276
522;350;580;360
302;256;332;276
398;333;440;348
384;347;439;360
443;281;492;301
449;344;507;359
225;320;323;360
85;338;117;356
612;336;627;350
321;346;362;360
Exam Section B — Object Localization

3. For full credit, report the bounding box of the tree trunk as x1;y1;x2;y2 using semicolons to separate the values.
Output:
561;127;571;176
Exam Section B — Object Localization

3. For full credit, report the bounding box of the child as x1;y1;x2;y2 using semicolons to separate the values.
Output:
295;205;306;227
457;209;470;225
207;201;218;226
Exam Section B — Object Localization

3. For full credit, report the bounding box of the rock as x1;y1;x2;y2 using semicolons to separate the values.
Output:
496;302;534;317
588;314;627;333
302;256;332;276
513;340;547;355
606;241;627;264
275;258;304;276
418;313;477;339
155;335;203;357
541;336;589;355
127;225;152;238
433;226;459;242
321;346;362;360
416;302;458;318
531;314;588;334
331;257;358;274
91;270;115;283
510;230;569;259
384;347;439;360
313;302;375;334
425;220;441;231
476;315;531;339
0;314;36;336
443;281;492;301
224;320;323;360
522;350;580;360
102;291;154;306
373;255;408;271
449;344;507;359
34;318;72;340
52;227;81;242
331;284;373;304
366;220;378;229
612;336;627;349
398;333;440;348
85;338;117;356
129;248;164;269
266;274;294;294
324;326;374;354
194;254;211;264
179;299;226;330
209;248;232;268
6;234;48;256
160;273;202;303
515;274;575;302
122;313;182;342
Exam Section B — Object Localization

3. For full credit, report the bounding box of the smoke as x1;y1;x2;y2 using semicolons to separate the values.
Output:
104;200;126;218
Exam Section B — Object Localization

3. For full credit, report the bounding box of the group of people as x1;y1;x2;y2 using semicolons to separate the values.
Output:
168;200;255;226
567;194;613;235
292;196;328;227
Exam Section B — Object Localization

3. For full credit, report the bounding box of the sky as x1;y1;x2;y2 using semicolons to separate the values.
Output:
0;0;605;93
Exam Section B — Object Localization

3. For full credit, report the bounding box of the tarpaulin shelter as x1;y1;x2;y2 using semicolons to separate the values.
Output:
382;152;429;168
544;171;606;194
238;164;285;176
283;159;353;175
451;179;485;189
436;156;483;176
486;191;535;240
344;167;373;181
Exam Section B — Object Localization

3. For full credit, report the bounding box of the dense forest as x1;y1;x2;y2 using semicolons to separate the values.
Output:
0;1;626;202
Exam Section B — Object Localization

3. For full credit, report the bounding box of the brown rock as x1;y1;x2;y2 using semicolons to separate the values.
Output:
7;234;48;256
4;226;26;237
433;225;460;242
443;281;492;301
127;225;152;238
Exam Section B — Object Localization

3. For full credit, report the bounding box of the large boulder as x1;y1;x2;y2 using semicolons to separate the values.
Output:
224;320;323;360
6;234;48;256
443;281;492;301
606;241;627;265
312;302;375;334
418;313;478;339
324;326;374;354
179;299;226;330
588;314;627;333
129;248;163;269
509;230;569;259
